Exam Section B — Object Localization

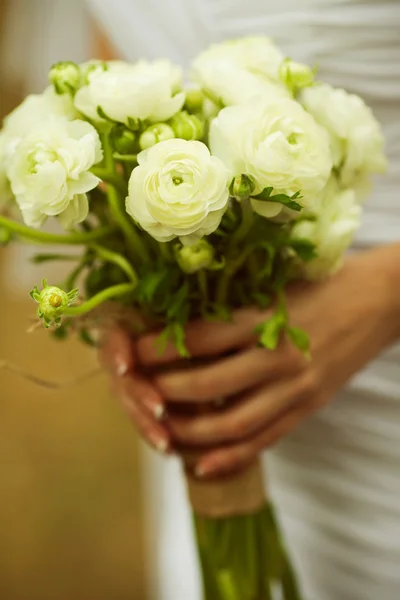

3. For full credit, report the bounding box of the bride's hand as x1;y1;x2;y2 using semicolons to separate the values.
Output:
137;246;400;478
99;328;171;453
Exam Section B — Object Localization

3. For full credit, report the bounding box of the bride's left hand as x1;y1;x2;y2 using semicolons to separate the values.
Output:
137;246;400;478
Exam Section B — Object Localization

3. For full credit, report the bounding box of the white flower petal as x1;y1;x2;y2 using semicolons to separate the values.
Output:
58;194;89;230
250;199;283;218
126;139;230;242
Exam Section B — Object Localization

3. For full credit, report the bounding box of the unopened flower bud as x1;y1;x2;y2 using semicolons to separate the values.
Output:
279;58;315;92
230;174;256;200
169;111;204;140
30;279;78;328
175;240;214;274
184;89;204;114
49;61;81;95
139;124;175;150
111;124;137;155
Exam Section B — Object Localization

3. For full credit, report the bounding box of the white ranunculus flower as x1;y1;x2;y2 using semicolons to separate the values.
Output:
193;37;285;82
3;86;77;141
75;59;185;124
7;117;103;229
126;139;230;244
210;98;333;217
192;60;291;107
292;177;361;280
301;83;387;186
191;36;290;107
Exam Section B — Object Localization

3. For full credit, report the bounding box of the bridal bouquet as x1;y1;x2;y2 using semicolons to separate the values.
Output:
0;36;386;599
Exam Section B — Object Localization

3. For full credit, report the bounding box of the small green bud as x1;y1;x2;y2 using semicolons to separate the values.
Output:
175;240;214;274
230;174;256;200
49;61;81;95
80;60;108;84
169;111;204;141
110;124;137;155
279;58;315;92
184;89;204;114
139;123;175;150
30;279;78;328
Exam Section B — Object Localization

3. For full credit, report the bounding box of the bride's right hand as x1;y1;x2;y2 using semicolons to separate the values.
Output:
99;328;171;453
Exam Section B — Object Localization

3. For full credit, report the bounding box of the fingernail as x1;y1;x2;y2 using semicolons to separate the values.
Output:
195;462;213;478
141;398;167;421
148;430;169;454
154;403;167;421
116;359;129;377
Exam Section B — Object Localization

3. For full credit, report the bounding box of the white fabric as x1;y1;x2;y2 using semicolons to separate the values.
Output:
86;2;400;599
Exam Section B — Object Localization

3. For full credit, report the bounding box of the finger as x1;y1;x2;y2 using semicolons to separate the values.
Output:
113;375;171;453
99;327;134;376
155;345;304;403
167;372;315;446
195;404;310;479
112;369;167;421
137;307;266;366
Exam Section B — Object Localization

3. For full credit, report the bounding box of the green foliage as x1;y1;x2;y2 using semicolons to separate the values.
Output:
255;312;286;350
286;326;310;357
290;238;318;261
252;187;303;211
157;322;190;358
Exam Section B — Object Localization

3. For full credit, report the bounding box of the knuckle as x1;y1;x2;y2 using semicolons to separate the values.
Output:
136;336;155;365
193;373;216;400
223;415;252;440
297;369;321;397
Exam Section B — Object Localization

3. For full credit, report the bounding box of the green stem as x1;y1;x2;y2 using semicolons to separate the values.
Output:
90;243;138;284
230;199;254;247
198;270;209;305
215;200;255;305
158;241;172;261
216;246;254;305
64;283;136;317
101;135;150;264
112;152;138;164
0;216;116;245
90;167;126;195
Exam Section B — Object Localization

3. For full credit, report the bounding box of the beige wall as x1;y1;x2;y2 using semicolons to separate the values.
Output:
0;5;148;599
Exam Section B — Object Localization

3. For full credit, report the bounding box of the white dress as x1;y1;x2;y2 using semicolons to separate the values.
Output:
87;2;400;599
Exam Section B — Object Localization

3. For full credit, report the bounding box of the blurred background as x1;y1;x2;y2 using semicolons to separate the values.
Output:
0;2;153;598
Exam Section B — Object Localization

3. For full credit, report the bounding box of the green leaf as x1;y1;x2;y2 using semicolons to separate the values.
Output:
290;238;318;262
255;312;286;350
172;322;190;359
166;281;189;320
137;269;169;303
156;323;190;359
252;187;303;211
286;326;311;358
